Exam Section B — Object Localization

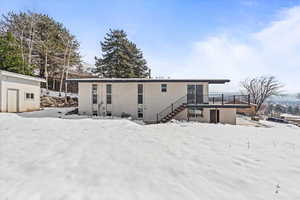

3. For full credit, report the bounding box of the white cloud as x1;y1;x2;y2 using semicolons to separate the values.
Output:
156;6;300;93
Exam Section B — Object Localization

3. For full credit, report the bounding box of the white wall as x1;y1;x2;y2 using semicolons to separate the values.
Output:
174;107;236;125
219;108;236;125
78;82;209;122
0;75;41;112
78;82;92;115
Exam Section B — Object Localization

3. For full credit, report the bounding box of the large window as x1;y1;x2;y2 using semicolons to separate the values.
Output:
138;84;143;104
187;84;203;104
161;84;167;92
106;84;112;104
188;108;203;118
92;84;97;104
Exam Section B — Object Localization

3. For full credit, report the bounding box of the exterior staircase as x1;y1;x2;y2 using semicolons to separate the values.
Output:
157;95;187;123
160;103;187;123
156;93;250;123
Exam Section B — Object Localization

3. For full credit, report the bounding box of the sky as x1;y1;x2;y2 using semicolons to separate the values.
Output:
1;0;300;93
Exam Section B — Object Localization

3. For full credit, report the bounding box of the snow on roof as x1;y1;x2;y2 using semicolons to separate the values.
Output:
0;70;46;82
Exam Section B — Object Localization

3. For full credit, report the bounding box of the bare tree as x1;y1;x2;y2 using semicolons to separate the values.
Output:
241;76;283;115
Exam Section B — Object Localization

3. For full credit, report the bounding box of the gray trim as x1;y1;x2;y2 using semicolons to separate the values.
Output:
66;78;230;84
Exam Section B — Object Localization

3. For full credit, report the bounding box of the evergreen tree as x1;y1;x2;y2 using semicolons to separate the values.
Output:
0;11;81;91
94;29;149;78
287;106;293;114
0;32;33;75
294;106;300;115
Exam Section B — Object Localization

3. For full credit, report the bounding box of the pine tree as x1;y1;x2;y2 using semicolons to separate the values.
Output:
94;29;149;78
0;32;33;75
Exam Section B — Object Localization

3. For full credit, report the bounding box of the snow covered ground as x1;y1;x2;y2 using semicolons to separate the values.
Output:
0;109;300;200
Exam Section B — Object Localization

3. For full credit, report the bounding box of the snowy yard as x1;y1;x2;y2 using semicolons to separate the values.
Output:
0;109;300;200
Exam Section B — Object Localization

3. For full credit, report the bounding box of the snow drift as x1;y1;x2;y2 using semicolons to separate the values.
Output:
0;112;299;199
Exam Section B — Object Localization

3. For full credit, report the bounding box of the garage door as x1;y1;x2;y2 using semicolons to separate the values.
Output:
7;89;18;112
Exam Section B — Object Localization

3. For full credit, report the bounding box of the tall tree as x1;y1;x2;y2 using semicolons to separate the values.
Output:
241;76;283;115
0;32;32;75
94;29;149;78
0;11;81;92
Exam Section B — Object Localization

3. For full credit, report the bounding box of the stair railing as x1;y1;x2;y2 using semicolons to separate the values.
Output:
157;95;187;122
156;93;251;123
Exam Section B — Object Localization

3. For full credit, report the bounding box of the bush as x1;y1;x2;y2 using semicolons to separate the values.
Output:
121;112;131;118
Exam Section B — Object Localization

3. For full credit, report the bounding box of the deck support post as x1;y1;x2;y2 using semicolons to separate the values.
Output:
221;94;224;105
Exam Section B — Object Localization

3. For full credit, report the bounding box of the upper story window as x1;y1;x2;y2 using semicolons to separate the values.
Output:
138;84;143;104
92;84;97;104
106;84;112;104
161;84;167;92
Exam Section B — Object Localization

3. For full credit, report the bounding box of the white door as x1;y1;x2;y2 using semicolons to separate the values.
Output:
7;89;18;112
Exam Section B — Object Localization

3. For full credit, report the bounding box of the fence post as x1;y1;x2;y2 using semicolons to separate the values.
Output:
233;95;236;104
157;113;159;123
213;97;215;104
171;103;174;112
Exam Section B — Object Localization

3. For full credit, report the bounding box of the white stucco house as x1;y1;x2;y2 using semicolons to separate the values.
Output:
0;70;45;113
68;78;251;124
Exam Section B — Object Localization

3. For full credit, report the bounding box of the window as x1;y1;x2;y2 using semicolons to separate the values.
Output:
188;108;203;118
106;84;112;104
161;84;167;92
137;84;143;118
106;111;112;116
25;93;34;100
138;106;143;118
92;84;97;104
138;84;143;104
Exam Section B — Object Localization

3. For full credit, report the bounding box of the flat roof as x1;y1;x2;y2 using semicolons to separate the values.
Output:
67;78;230;84
0;70;46;82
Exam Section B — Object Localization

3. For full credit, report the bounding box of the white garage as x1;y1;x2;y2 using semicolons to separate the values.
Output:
0;70;45;113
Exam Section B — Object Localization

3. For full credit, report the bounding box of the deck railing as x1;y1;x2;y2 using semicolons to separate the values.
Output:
156;93;251;122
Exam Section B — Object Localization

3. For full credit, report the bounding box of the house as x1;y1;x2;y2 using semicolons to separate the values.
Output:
0;70;45;112
67;78;251;124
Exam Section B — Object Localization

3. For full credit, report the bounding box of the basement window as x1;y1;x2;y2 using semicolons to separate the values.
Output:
106;111;112;116
161;84;167;92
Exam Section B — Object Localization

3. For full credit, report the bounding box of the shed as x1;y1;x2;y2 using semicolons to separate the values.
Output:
0;70;45;112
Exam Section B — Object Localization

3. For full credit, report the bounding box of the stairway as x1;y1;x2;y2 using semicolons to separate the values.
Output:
160;103;187;123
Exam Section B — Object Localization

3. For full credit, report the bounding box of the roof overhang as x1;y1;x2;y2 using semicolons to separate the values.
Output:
0;70;46;82
66;78;230;84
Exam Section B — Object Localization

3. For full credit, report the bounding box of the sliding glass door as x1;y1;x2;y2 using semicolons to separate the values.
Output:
187;85;203;104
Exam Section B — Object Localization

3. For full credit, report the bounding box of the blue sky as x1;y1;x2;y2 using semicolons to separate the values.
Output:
1;0;300;93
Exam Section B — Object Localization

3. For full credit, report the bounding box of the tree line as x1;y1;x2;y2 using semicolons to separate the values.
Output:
0;11;81;94
0;11;150;94
0;11;297;113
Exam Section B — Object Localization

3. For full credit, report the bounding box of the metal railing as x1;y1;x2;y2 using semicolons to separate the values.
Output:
156;93;251;122
157;95;187;122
